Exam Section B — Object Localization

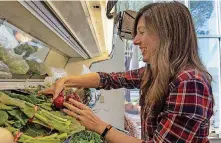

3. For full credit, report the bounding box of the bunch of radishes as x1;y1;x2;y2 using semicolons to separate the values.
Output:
53;90;82;109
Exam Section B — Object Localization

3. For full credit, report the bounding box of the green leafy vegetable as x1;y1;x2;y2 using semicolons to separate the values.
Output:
12;120;23;129
14;43;38;59
0;110;8;126
0;90;90;143
0;92;25;108
37;103;52;111
70;130;102;143
26;58;47;76
4;91;33;104
0;46;29;74
0;102;13;110
7;109;29;126
22;123;52;137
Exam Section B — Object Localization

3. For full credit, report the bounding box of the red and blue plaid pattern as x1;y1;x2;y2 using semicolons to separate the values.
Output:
97;67;145;90
97;68;213;143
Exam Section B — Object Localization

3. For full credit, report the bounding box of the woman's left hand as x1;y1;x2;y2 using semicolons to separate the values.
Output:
63;99;108;134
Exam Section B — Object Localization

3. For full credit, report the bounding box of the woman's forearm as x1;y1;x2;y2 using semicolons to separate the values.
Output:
105;128;142;143
96;122;142;143
64;72;101;88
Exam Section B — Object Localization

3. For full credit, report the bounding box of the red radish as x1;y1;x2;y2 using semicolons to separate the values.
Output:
66;92;82;103
53;92;65;109
53;91;83;109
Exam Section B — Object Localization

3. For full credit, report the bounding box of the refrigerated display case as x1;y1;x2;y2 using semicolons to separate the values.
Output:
0;1;116;143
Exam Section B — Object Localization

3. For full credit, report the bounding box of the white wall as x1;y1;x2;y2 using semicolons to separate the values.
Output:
90;37;125;129
210;139;221;143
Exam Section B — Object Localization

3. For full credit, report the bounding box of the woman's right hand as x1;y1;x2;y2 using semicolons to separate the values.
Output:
38;78;67;100
38;72;100;100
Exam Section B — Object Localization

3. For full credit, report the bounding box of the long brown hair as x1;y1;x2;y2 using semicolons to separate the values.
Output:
133;2;212;108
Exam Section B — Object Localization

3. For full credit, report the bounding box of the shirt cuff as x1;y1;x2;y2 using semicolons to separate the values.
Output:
96;72;104;90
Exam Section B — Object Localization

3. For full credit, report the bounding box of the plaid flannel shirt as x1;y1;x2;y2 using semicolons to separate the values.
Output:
97;67;213;143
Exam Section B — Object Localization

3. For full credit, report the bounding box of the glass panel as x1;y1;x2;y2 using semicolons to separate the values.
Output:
124;41;144;103
137;47;146;67
124;41;143;139
190;0;218;35
176;0;185;5
116;0;153;12
198;38;220;132
155;0;184;4
0;21;50;78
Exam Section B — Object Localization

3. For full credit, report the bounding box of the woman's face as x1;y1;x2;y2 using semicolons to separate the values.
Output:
133;16;160;63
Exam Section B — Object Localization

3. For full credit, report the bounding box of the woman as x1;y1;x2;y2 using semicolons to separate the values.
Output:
39;1;214;142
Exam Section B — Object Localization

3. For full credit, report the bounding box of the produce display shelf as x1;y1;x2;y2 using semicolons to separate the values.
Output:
0;79;44;90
